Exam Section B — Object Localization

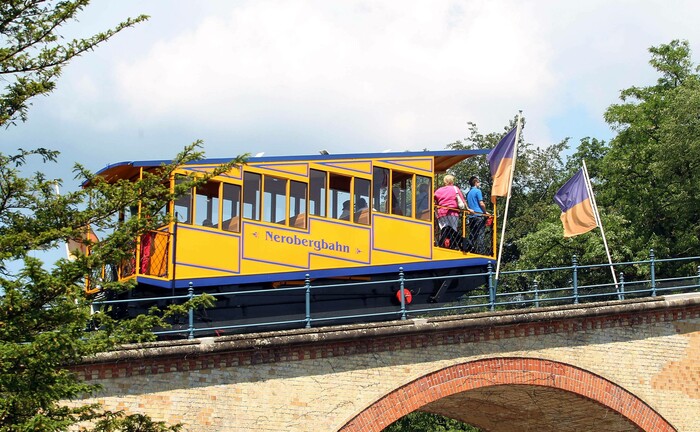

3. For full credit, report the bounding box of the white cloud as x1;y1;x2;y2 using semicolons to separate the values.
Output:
38;0;700;162
111;0;557;152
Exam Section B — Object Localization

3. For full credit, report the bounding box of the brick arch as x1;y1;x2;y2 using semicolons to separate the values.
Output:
338;357;676;432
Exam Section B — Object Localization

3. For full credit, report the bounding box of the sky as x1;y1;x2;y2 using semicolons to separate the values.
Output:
4;0;700;191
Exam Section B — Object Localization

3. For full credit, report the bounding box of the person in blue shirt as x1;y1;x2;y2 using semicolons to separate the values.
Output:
466;176;485;214
466;176;487;253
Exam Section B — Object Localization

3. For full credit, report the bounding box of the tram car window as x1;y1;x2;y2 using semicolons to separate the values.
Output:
173;175;192;224
263;175;288;225
329;173;352;220
415;175;432;221
391;170;413;217
243;172;261;221
289;180;308;229
309;169;327;218
354;177;371;225
373;167;389;214
195;181;220;228
222;183;241;232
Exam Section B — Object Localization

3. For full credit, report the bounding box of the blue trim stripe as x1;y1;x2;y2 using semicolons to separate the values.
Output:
371;213;432;259
248;163;310;177
241;220;372;267
378;158;434;174
373;213;429;228
316;161;372;175
178;224;240;237
242;256;312;270
94;149;490;176
371;247;431;260
175;261;240;274
140;256;494;289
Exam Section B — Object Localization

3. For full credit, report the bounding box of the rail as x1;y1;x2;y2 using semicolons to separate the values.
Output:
86;229;171;293
91;250;700;339
433;205;494;255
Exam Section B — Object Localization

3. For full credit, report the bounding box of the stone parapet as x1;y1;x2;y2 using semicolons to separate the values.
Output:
68;294;700;431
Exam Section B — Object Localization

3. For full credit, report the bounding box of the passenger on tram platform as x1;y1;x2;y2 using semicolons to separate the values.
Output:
433;174;467;231
466;176;487;253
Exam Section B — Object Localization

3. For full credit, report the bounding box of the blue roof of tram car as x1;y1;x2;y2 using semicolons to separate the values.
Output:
93;149;490;182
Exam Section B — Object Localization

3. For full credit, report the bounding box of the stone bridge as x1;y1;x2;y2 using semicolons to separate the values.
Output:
71;294;700;431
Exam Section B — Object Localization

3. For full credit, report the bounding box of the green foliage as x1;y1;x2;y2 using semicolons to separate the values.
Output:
448;119;570;265
565;137;608;175
515;213;632;270
0;2;247;431
446;121;504;192
87;412;181;432
446;40;700;290
383;411;481;432
519;41;700;270
602;39;700;258
2;5;698;429
401;41;700;429
0;0;148;128
0;143;245;430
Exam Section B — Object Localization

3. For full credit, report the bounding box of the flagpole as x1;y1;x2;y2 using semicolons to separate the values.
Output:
495;111;523;280
581;160;618;289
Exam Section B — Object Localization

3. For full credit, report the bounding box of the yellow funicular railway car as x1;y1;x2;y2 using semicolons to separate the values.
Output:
94;149;496;329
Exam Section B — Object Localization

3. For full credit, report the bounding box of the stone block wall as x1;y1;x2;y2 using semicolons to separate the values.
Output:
69;295;700;431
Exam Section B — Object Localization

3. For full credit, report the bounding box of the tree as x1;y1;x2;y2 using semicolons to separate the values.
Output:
0;0;147;128
388;41;700;431
383;411;482;432
481;41;700;287
0;144;244;431
602;39;700;259
448;119;570;268
0;3;247;431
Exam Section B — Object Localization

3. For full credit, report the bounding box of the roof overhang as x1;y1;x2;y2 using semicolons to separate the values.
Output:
88;149;490;186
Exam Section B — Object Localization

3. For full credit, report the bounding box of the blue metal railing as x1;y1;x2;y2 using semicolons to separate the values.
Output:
91;251;700;339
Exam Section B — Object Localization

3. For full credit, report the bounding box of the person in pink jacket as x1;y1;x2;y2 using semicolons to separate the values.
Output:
433;174;468;232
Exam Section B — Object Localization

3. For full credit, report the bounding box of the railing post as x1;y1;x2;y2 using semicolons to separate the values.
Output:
188;282;194;340
171;220;178;299
697;265;700;288
399;267;406;320
619;272;625;301
533;279;539;308
572;254;579;304
304;274;311;328
488;263;495;311
650;249;656;297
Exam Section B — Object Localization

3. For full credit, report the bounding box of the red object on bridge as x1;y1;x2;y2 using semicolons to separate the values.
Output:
396;288;413;304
